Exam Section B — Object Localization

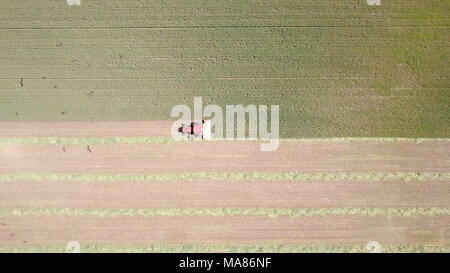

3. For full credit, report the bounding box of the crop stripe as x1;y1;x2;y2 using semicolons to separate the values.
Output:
0;172;448;182
0;137;449;146
0;207;448;218
0;244;448;253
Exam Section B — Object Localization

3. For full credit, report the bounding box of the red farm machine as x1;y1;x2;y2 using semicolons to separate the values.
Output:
178;120;212;140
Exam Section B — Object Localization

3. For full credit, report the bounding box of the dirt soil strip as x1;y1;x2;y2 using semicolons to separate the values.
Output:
1;141;449;173
0;215;448;246
1;180;449;209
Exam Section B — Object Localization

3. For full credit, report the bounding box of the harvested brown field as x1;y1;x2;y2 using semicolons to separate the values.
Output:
1;215;448;246
0;121;449;253
1;180;448;209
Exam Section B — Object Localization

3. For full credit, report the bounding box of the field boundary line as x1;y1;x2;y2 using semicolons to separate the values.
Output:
0;172;448;182
0;137;179;146
0;244;448;253
280;138;450;143
0;137;449;146
0;207;448;218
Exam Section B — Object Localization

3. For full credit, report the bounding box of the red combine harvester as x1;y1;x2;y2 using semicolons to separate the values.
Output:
178;120;211;140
